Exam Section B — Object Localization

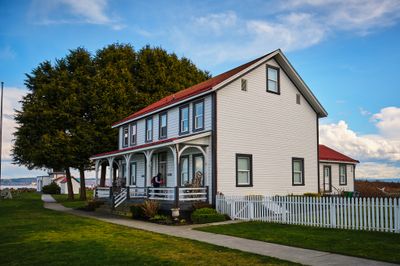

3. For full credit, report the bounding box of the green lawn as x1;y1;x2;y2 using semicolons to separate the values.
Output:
0;193;297;266
52;190;93;208
196;221;400;263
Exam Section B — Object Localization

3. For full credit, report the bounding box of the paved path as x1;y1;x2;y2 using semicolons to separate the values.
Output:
42;195;397;266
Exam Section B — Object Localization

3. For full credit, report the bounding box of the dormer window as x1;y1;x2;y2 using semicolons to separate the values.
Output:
193;100;204;131
122;126;129;147
179;105;189;134
145;117;153;142
267;65;280;94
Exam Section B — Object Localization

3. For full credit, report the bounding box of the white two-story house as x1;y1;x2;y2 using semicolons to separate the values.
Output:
91;49;328;208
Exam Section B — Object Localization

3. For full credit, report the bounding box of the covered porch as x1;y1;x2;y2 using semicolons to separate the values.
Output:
91;132;212;209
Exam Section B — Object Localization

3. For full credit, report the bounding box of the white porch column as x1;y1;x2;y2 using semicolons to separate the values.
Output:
124;153;132;186
94;160;100;186
144;150;154;187
169;145;178;187
108;157;114;187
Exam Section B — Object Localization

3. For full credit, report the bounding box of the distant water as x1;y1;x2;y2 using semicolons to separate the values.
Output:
0;184;36;189
356;178;400;183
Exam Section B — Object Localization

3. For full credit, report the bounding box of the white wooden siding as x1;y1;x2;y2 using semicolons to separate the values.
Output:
216;58;318;196
319;162;355;192
118;95;212;148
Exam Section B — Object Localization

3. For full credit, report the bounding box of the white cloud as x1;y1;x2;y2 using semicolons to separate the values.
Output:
320;106;400;179
169;0;400;65
30;0;124;30
371;106;400;139
0;46;16;60
359;107;371;116
356;162;400;179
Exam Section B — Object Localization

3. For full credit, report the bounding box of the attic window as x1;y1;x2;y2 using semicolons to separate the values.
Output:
241;79;247;91
266;65;280;94
296;94;301;105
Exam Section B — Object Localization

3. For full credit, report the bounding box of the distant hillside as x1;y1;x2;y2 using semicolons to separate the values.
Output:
356;178;400;183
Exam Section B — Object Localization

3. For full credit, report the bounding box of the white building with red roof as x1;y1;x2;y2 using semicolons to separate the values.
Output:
90;49;358;209
319;144;359;194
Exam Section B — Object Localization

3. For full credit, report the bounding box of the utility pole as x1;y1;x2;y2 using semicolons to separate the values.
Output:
0;82;3;190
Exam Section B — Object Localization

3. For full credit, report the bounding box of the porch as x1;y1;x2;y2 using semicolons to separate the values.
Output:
91;132;213;209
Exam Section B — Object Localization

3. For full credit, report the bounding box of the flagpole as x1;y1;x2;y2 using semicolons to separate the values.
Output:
0;82;3;190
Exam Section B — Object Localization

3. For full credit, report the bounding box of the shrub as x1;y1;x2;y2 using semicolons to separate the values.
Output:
141;200;159;219
150;214;173;225
191;208;226;224
42;182;61;194
303;192;321;197
130;203;145;219
78;200;103;211
192;202;213;210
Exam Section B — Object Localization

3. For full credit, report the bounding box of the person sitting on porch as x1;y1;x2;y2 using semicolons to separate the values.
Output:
151;173;163;188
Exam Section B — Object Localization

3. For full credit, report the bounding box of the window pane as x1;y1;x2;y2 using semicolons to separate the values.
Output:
238;171;249;184
238;157;249;170
181;157;189;184
294;172;302;184
268;80;277;92
181;107;189;132
194;156;204;175
161;114;167;127
293;161;302;171
268;68;277;81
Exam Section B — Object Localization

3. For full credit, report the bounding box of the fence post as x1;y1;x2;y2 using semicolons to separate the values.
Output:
282;196;287;223
231;199;235;220
126;186;130;200
330;197;336;228
249;200;254;220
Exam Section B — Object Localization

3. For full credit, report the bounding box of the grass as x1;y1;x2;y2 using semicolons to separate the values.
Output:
0;193;297;266
196;221;400;263
52;190;93;208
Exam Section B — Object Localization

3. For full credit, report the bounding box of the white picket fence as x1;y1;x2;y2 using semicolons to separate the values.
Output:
216;195;400;233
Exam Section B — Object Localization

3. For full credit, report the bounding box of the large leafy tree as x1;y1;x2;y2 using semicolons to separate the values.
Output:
12;43;210;200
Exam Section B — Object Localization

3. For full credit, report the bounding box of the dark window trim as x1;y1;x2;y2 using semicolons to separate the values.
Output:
130;122;137;146
122;126;129;148
323;165;332;192
130;161;137;186
192;99;205;132
236;154;253;187
292;157;305;186
266;64;280;95
179;104;190;135
192;153;205;186
339;164;347;186
145;117;153;142
158;112;168;140
180;155;190;186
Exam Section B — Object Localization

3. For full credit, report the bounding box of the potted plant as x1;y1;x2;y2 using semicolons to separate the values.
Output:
171;207;180;220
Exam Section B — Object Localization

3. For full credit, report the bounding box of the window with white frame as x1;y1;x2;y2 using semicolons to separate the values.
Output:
130;123;137;145
292;158;304;185
122;126;129;147
159;112;167;139
236;154;252;186
193;100;204;131
145;117;153;142
179;105;189;134
339;164;347;185
267;65;280;94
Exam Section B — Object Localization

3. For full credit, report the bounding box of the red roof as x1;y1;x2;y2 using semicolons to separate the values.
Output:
53;176;80;183
112;53;271;127
319;145;359;163
91;137;178;158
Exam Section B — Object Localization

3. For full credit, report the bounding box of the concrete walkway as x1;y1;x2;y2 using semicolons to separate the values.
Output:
42;195;397;266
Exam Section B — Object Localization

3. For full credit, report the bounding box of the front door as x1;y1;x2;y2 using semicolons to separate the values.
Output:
158;152;167;187
323;165;332;192
129;162;137;186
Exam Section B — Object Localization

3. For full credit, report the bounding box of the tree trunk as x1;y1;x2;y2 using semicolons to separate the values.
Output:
65;167;74;200
100;162;106;187
79;167;86;200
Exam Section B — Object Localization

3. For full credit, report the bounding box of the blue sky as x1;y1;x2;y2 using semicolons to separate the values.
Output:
0;0;400;179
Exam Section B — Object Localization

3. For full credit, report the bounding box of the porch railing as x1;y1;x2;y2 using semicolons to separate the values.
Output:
95;186;209;204
95;187;111;199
